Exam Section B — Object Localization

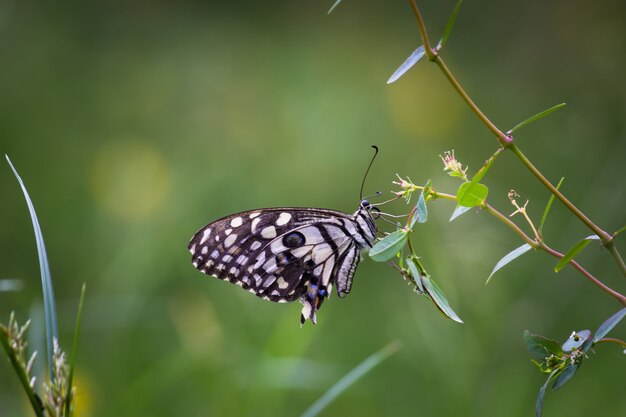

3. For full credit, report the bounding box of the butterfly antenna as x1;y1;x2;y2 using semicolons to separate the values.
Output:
360;145;379;200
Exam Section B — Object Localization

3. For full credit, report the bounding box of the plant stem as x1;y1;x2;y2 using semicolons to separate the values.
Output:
406;0;626;278
539;244;626;306
0;330;45;417
484;202;537;246
595;337;626;348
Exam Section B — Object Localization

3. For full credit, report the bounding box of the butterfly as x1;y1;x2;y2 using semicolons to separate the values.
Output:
188;200;379;325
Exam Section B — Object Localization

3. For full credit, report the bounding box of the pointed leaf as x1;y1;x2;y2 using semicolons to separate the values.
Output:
327;0;342;14
536;370;558;417
508;103;567;135
6;155;58;382
437;0;464;50
65;283;87;417
456;181;488;208
449;205;471;222
523;330;563;359
300;341;400;417
387;46;425;84
415;189;428;224
551;364;578;390
554;235;601;273
593;308;626;343
562;330;591;352
420;275;463;323
538;177;564;234
369;230;408;262
486;244;533;284
613;225;626;237
471;147;502;185
405;257;424;292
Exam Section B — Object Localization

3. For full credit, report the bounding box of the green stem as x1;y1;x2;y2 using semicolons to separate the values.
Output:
407;0;435;60
0;330;45;417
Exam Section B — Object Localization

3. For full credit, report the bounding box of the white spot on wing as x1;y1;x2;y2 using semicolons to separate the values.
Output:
210;250;220;259
276;212;292;226
251;218;261;233
224;234;238;248
277;276;289;289
249;212;261;219
200;229;211;244
250;241;262;251
225;228;232;235
231;217;243;227
222;254;233;262
189;244;196;254
261;225;277;239
201;246;208;255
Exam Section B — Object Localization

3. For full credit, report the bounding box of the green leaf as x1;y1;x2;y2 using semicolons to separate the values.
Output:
327;0;342;14
420;275;463;323
387;46;425;84
6;155;58;383
614;225;626;237
300;341;400;417
551;364;578;390
561;330;591;352
554;235;601;273
486;244;533;284
472;147;502;184
593;308;626;343
437;0;464;50
66;283;87;417
523;330;563;360
538;177;564;235
449;205;471;222
508;103;567;135
415;189;428;225
369;230;408;262
456;181;488;208
405;257;424;292
536;370;558;417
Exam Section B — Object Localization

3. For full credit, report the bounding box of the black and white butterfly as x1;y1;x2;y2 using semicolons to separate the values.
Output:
188;200;378;324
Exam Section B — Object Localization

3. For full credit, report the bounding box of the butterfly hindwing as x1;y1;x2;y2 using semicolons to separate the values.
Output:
188;205;377;324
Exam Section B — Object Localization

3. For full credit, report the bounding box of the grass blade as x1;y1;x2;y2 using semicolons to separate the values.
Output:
327;0;342;14
438;0;464;49
65;283;87;417
300;341;400;417
6;155;59;382
538;177;564;235
508;103;566;135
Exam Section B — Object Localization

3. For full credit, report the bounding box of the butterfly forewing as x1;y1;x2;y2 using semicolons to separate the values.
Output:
188;205;377;324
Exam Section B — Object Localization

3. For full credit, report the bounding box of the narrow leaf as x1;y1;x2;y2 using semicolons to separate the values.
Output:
327;0;342;14
614;225;626;237
593;308;626;343
420;275;463;323
561;330;591;352
456;181;488;208
536;370;558;417
508;103;567;135
538;177;564;234
415;189;428;224
65;283;87;417
405;257;424;292
554;235;601;273
471;147;503;185
523;330;563;359
300;341;400;417
551;364;578;390
449;205;471;221
437;0;464;50
387;46;425;84
486;243;533;284
6;155;58;382
369;230;408;262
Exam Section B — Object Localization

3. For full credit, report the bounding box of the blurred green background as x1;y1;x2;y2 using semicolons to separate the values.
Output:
1;0;625;416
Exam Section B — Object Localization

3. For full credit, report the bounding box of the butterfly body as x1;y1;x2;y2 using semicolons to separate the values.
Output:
188;202;377;324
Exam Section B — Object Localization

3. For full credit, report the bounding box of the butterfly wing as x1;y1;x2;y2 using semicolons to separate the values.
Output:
188;207;375;324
